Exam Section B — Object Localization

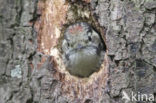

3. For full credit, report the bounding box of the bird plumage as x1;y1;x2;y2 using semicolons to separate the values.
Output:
62;22;105;77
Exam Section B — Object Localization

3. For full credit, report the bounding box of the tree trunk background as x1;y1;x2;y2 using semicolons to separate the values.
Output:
0;0;156;103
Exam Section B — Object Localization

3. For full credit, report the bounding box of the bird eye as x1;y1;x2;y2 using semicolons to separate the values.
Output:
67;42;70;47
98;43;101;48
88;36;92;41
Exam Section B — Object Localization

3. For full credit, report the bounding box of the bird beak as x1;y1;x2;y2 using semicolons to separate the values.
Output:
77;44;83;49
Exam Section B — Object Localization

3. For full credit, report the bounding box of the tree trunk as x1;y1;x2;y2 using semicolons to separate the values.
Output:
0;0;156;103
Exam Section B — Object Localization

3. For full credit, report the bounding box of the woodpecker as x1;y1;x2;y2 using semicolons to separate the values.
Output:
62;22;105;77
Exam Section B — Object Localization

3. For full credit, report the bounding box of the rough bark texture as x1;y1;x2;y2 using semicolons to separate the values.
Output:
0;0;156;103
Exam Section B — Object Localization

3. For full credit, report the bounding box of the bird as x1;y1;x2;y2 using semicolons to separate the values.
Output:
62;22;105;78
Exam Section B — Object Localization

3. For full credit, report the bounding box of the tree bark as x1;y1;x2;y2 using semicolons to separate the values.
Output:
0;0;156;103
